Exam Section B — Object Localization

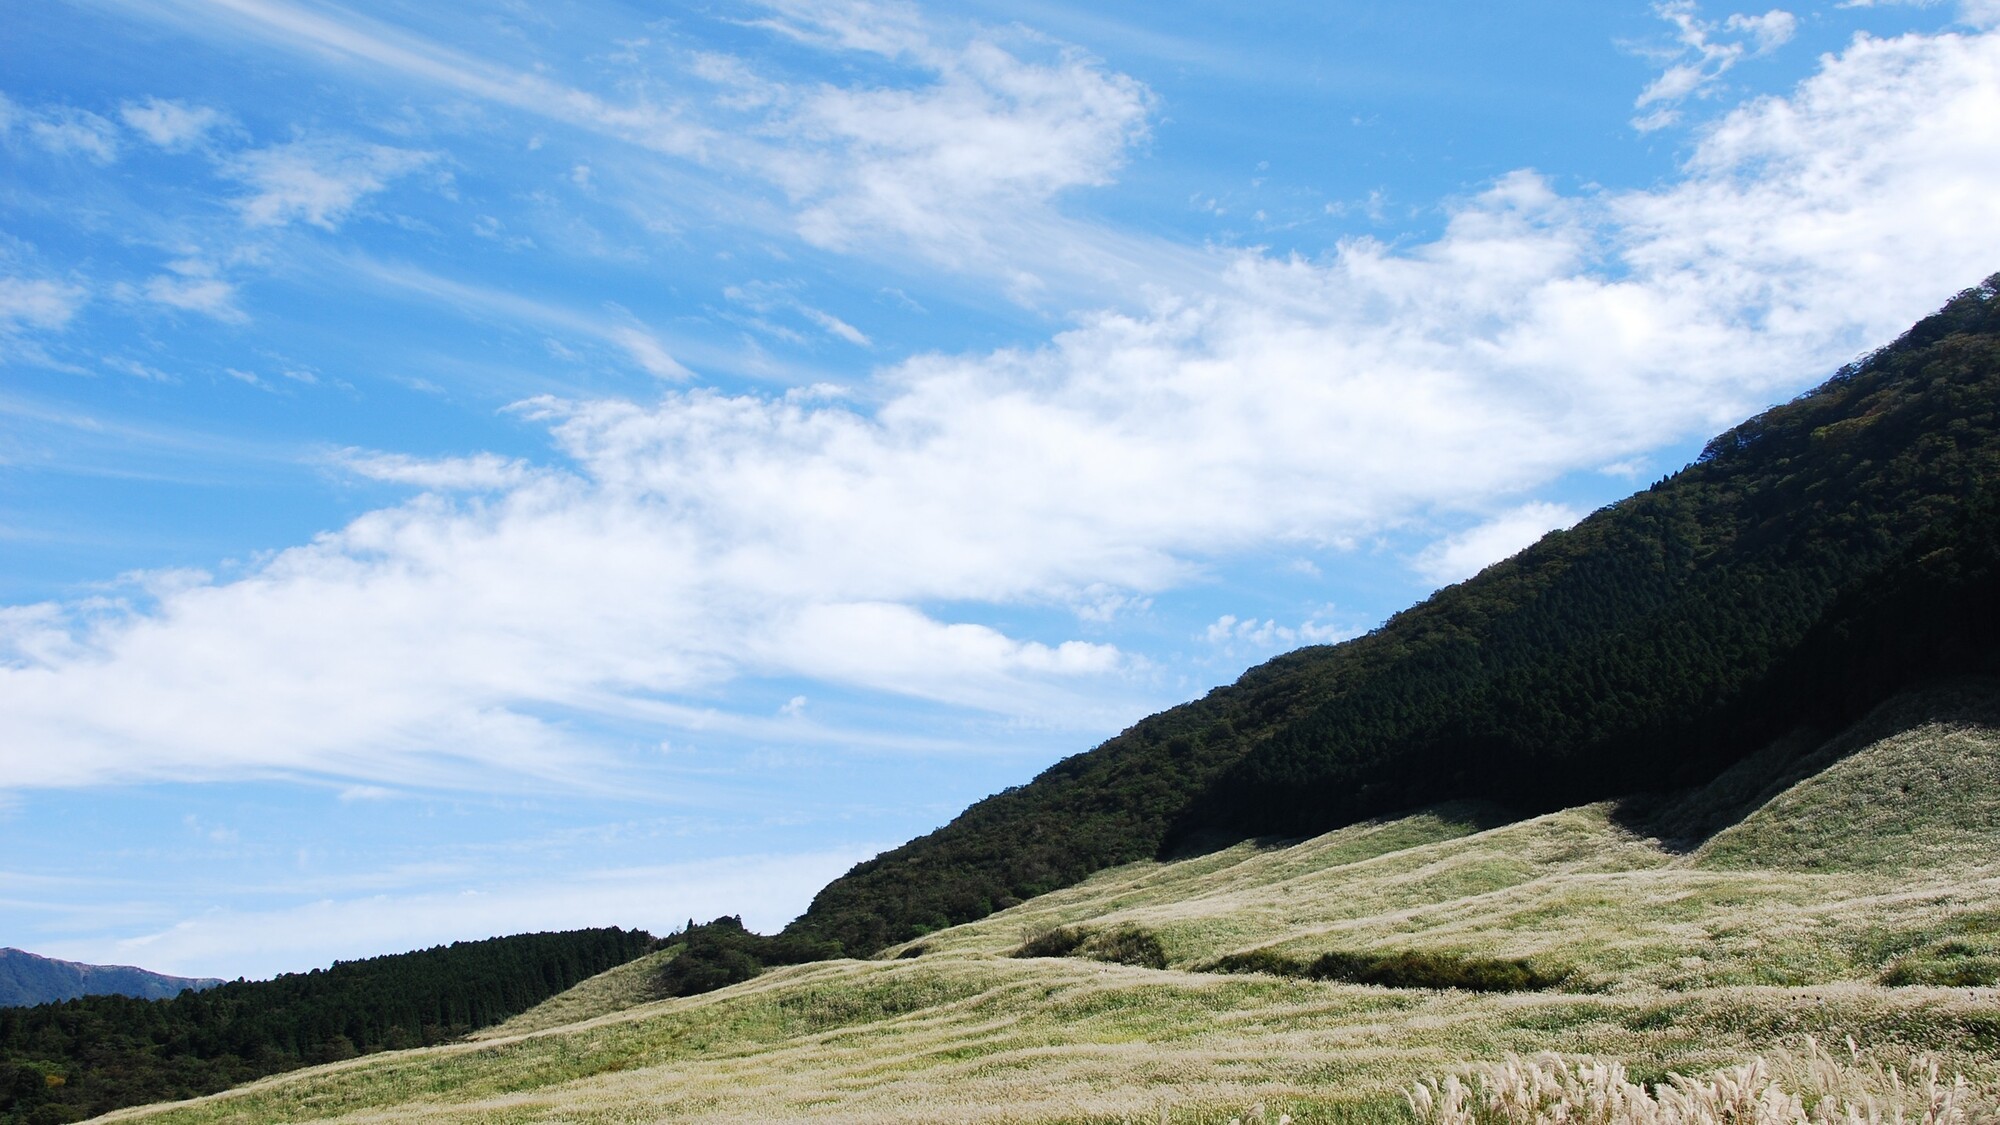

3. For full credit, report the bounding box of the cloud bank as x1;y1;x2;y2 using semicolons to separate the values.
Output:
4;22;1999;797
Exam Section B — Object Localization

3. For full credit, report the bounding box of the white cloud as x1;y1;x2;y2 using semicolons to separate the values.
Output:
25;106;121;163
0;276;87;333
103;355;181;383
118;98;225;149
1202;614;1355;660
223;137;436;229
801;306;871;347
335;450;535;491
609;327;695;379
144;0;1158;289
770;33;1154;267
1413;502;1584;587
59;847;869;979
3;24;1999;794
1633;2;1799;131
133;274;247;322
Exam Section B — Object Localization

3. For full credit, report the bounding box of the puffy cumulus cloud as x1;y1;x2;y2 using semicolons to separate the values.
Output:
1413;503;1584;587
4;23;2000;794
223;137;437;229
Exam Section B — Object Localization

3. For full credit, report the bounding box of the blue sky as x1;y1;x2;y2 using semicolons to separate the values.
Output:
4;0;1999;979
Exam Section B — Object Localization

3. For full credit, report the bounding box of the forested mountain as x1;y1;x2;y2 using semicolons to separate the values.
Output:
0;927;654;1123
790;276;2000;956
0;950;220;1009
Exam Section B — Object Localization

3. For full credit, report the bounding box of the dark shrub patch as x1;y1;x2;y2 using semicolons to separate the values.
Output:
1204;946;1564;992
1012;926;1090;959
1083;925;1169;970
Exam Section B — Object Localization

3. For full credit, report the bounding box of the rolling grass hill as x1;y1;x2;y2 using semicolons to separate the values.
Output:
90;680;2000;1123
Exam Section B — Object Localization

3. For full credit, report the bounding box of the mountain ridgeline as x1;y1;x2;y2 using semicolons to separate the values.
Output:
790;276;2000;957
0;950;220;1009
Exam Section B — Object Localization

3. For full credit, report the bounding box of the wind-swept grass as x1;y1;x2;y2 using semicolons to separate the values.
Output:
99;685;2000;1124
1408;1038;2000;1125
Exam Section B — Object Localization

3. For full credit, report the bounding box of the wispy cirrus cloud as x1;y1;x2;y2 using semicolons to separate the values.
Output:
54;846;872;978
119;98;227;150
1;94;121;163
223;137;437;229
101;0;1164;296
0;277;88;334
1631;1;1799;131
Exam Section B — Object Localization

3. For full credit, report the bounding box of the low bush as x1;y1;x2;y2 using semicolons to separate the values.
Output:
1011;924;1168;969
1205;947;1565;992
1083;925;1169;970
1012;927;1090;959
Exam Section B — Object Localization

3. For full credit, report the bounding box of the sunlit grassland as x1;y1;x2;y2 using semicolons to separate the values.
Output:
103;685;2000;1124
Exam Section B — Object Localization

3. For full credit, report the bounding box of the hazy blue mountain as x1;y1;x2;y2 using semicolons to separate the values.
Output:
0;948;223;1008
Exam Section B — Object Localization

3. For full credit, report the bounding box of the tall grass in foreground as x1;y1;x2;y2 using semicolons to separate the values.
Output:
1408;1041;2000;1125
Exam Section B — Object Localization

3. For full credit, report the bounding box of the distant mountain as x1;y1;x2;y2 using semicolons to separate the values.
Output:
0;927;656;1122
0;949;221;1008
790;274;2000;956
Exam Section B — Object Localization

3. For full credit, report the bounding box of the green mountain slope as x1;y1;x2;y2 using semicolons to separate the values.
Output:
90;682;2000;1124
0;928;654;1124
794;276;2000;956
0;951;220;1008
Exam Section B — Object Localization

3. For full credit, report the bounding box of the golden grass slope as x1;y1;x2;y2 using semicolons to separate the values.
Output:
467;948;680;1041
102;682;2000;1124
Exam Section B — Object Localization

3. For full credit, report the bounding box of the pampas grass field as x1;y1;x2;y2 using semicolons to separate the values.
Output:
98;685;2000;1124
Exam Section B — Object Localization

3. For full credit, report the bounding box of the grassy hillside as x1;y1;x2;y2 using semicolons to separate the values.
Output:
91;683;2000;1124
795;277;2000;956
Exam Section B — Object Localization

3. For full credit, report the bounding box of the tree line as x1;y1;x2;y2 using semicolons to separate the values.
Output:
0;927;656;1124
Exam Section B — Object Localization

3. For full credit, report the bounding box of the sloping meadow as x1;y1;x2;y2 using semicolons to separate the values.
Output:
102;684;2000;1123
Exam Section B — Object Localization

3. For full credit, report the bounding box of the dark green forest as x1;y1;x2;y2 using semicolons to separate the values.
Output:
0;928;654;1124
785;275;2000;957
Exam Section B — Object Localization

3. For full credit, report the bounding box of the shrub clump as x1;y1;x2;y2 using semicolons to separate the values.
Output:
1205;946;1565;992
1083;925;1169;970
1013;926;1091;959
1011;924;1169;969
